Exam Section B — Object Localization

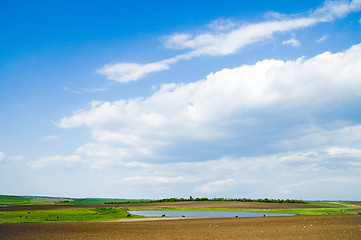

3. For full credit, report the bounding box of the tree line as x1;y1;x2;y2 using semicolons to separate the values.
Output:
105;197;308;204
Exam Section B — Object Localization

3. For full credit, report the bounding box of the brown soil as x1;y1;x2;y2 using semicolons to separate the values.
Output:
1;215;360;239
341;201;361;206
0;201;340;212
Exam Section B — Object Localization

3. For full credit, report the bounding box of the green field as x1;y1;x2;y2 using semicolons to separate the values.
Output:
1;196;360;224
0;195;72;206
0;196;31;206
0;207;143;224
0;195;131;206
128;202;361;216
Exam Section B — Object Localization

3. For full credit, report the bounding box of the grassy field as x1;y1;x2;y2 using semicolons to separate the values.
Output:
0;207;143;224
1;197;360;240
0;195;132;206
0;195;71;206
64;198;122;205
1;195;360;224
128;201;361;216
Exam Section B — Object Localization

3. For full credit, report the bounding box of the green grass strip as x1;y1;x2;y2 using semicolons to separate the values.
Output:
0;196;31;206
0;207;143;224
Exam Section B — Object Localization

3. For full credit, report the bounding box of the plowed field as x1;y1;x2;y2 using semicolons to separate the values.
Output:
1;215;360;239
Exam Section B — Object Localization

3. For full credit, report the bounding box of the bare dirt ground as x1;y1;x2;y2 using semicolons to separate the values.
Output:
1;215;360;239
341;202;361;205
0;201;341;212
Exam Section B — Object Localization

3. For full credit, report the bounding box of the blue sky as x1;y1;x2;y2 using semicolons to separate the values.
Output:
1;0;361;200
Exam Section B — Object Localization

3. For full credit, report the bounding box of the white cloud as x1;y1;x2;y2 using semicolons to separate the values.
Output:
105;147;361;197
82;88;107;93
316;34;329;43
164;18;314;56
207;18;236;32
98;0;361;83
285;177;361;189
277;125;361;151
54;43;361;171
121;176;189;185
324;146;361;157
197;178;235;193
0;152;25;162
27;137;361;198
96;61;172;83
28;155;83;170
313;0;361;21
282;37;301;47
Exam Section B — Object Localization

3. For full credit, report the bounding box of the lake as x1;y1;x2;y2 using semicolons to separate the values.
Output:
129;210;294;218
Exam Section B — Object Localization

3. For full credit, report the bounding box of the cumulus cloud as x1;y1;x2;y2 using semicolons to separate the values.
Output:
98;0;361;83
47;43;361;173
282;37;301;47
30;129;361;198
97;147;361;198
0;152;5;162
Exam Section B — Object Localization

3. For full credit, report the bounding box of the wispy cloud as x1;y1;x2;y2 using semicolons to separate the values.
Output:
27;155;83;170
97;61;172;83
121;176;189;184
0;152;25;162
282;37;301;47
163;18;314;56
313;0;361;21
97;0;361;83
197;178;235;193
82;88;107;93
316;34;329;43
64;86;107;94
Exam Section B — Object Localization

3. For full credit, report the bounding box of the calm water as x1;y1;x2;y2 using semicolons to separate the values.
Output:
129;210;294;218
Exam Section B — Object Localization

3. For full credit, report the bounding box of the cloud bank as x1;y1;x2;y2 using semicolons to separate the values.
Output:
97;0;361;83
41;42;361;168
24;41;361;198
